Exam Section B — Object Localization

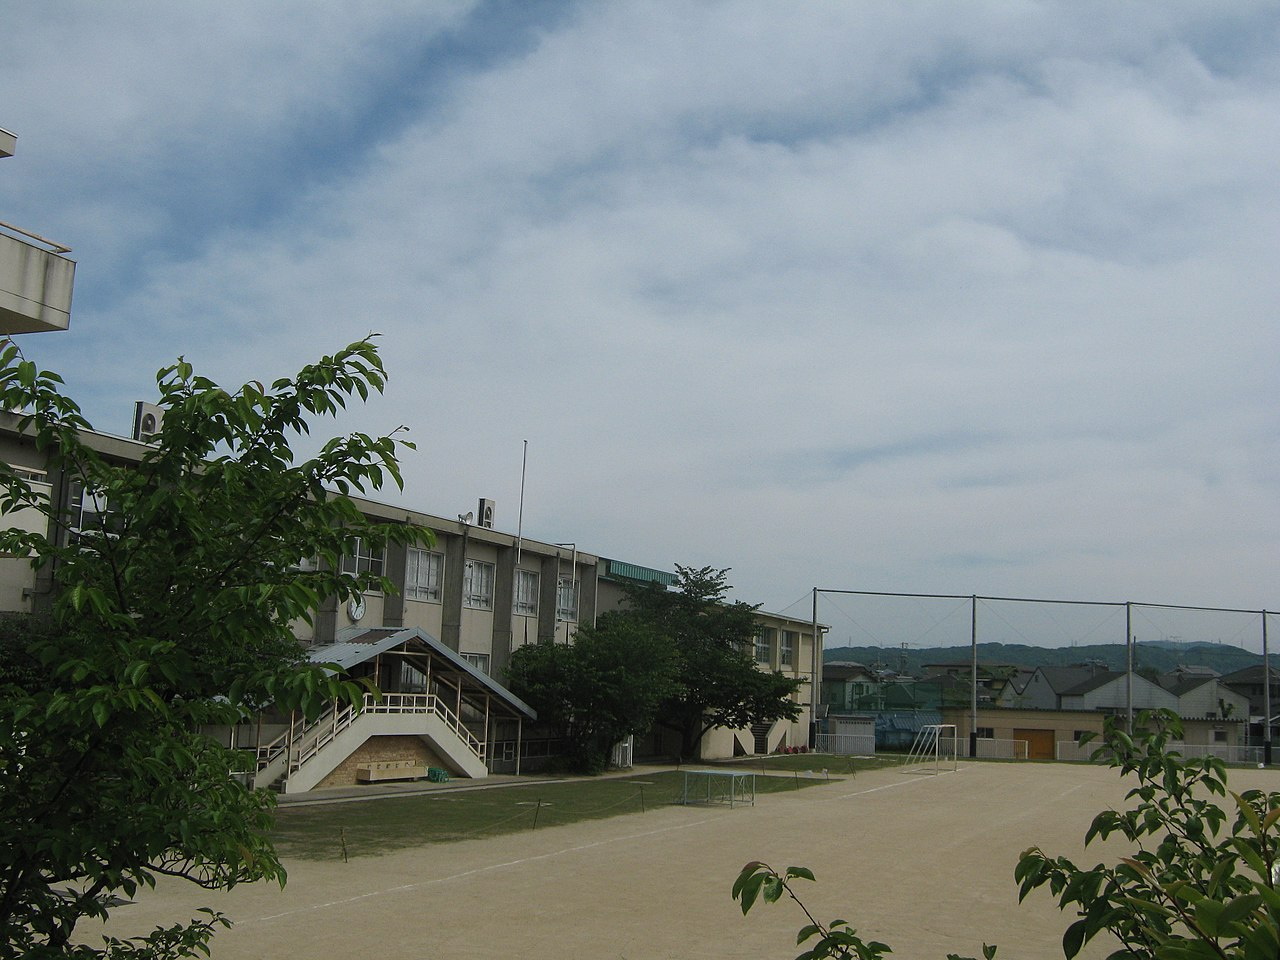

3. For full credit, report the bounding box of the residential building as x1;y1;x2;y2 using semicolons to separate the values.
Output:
943;704;1245;761
821;661;879;713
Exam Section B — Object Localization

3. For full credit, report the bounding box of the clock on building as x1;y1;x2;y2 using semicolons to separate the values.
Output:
347;593;366;622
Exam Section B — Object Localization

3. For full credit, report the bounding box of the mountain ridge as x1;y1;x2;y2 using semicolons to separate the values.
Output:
823;640;1261;677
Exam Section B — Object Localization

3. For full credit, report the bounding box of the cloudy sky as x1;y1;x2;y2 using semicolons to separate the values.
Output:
3;2;1277;629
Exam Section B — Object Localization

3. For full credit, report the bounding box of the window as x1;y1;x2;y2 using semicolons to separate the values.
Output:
556;577;579;621
1073;730;1091;744
463;559;495;609
514;569;539;616
780;631;797;667
405;548;444;602
67;479;119;540
399;661;428;693
461;652;491;676
9;465;47;484
340;536;384;578
975;727;994;739
1213;729;1228;743
754;628;773;664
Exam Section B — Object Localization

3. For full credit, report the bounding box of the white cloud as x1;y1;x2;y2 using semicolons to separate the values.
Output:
3;1;1277;622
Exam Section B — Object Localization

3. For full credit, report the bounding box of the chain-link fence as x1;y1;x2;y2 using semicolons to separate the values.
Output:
811;589;1276;762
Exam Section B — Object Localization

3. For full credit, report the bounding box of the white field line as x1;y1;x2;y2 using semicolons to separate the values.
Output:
828;767;960;801
245;815;723;925
246;769;952;926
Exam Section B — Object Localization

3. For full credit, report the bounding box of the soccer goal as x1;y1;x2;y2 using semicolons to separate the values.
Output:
901;724;959;774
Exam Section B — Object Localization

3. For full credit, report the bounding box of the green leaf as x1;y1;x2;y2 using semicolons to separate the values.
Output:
1262;805;1280;832
1219;892;1263;928
797;923;821;944
738;874;765;915
1194;897;1224;936
732;862;765;900
1235;791;1264;836
1062;918;1089;959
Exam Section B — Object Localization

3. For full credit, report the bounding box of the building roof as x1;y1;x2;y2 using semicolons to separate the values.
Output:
1219;664;1278;684
309;626;536;720
1034;666;1102;693
1058;671;1124;697
598;558;678;587
823;661;873;680
1160;674;1219;697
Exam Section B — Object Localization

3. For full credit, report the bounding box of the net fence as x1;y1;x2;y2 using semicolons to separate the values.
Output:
808;589;1276;764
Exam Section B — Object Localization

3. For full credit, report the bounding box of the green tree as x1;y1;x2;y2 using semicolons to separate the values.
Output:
0;338;425;958
623;565;802;760
506;613;678;774
734;709;1280;960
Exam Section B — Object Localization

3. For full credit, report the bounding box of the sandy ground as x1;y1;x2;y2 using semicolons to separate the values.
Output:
85;761;1280;960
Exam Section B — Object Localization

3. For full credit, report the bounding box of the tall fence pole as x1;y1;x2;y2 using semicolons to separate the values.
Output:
1125;602;1133;732
1265;611;1272;767
811;587;820;748
970;594;978;758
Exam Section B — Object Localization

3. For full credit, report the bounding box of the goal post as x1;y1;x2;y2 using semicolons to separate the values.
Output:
902;724;959;774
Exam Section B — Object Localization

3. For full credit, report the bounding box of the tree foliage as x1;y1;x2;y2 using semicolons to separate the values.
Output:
506;613;678;774
734;709;1280;960
0;338;426;958
622;565;802;759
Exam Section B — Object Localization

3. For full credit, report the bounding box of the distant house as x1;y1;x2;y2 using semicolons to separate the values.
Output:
822;662;879;712
920;662;1022;704
955;665;1250;760
1058;672;1177;713
997;666;1106;710
1219;665;1280;718
1158;671;1249;722
996;664;1243;718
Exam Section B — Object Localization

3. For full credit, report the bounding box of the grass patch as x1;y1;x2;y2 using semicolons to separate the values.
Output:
271;770;836;862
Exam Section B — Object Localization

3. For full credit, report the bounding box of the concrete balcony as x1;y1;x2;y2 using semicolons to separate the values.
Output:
0;226;75;334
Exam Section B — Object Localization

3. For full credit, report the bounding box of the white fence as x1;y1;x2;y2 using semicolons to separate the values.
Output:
1056;740;1265;765
974;737;1028;760
814;732;877;756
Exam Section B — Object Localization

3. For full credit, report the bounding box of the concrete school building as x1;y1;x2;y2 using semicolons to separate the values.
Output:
0;410;823;792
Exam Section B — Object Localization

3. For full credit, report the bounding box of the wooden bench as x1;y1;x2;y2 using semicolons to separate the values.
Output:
355;760;427;783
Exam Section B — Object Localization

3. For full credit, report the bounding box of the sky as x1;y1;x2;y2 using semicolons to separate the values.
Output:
2;1;1277;628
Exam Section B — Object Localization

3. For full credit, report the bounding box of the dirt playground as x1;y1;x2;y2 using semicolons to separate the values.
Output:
86;760;1280;959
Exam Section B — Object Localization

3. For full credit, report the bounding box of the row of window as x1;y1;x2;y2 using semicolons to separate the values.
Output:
340;539;578;619
753;628;800;667
396;652;492;685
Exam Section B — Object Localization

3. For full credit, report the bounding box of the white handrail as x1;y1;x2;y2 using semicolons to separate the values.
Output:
257;690;487;782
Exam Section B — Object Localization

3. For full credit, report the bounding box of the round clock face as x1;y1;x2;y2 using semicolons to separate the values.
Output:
347;594;366;622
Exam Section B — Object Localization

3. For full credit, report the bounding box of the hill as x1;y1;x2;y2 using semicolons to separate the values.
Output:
823;640;1261;678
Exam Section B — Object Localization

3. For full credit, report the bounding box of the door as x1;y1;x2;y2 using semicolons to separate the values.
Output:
1013;728;1055;760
